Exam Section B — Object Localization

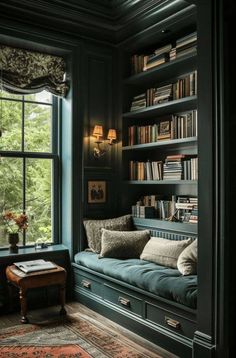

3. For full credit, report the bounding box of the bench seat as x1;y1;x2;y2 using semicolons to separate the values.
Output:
74;251;197;309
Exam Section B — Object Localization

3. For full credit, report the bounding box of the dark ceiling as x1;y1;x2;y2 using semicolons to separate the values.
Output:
0;0;195;44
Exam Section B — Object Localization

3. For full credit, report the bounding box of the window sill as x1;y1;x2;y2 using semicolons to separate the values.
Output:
0;244;69;265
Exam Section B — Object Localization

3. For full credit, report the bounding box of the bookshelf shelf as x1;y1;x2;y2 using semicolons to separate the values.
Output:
123;96;197;119
122;137;197;151
125;180;198;185
124;53;197;86
133;217;198;234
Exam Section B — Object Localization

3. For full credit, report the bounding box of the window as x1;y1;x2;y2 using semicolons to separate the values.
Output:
0;90;59;248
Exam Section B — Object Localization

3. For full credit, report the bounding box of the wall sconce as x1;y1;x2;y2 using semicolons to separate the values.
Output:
93;125;117;158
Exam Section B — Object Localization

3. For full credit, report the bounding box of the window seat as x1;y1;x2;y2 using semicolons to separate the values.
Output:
74;251;197;309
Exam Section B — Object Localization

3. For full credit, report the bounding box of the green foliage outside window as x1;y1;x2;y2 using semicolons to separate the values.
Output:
0;90;56;247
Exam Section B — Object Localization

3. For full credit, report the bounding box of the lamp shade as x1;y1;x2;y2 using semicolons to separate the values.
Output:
93;125;103;138
107;129;117;140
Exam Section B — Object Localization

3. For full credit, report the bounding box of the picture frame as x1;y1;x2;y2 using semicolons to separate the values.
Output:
88;180;106;203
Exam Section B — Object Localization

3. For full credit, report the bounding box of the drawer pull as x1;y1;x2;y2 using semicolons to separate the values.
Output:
118;296;130;307
165;317;181;330
81;280;91;289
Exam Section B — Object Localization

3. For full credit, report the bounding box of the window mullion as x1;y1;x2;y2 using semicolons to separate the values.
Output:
22;98;26;245
23;157;26;246
22;98;25;152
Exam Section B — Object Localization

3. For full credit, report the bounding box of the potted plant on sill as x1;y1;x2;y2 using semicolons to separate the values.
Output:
2;211;28;253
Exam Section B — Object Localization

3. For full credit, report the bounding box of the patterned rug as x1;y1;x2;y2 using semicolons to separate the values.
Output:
0;313;162;358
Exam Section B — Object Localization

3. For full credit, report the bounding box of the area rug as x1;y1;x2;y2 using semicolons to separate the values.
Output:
0;313;162;358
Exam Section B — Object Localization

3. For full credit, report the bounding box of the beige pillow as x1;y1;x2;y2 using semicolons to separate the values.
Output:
140;237;192;268
83;215;133;253
177;239;198;275
100;228;150;258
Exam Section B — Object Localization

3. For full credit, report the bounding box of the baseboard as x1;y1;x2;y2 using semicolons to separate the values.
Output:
193;331;215;358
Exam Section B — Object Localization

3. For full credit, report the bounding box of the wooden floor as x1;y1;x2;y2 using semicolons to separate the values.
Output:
0;301;177;358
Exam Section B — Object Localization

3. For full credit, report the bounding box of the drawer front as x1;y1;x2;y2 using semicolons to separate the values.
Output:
104;285;143;317
146;302;196;339
74;272;102;298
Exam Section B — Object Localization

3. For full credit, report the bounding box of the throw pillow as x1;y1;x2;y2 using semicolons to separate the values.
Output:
140;237;192;268
177;239;198;275
100;228;150;258
83;215;133;253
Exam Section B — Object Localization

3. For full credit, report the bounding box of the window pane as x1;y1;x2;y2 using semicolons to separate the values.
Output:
24;103;52;152
25;158;52;245
24;91;52;104
0;157;23;247
0;90;23;100
0;100;22;151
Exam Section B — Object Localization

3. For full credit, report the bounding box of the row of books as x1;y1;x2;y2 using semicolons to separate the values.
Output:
127;110;198;145
130;71;197;111
131;32;197;75
132;195;198;222
129;155;198;181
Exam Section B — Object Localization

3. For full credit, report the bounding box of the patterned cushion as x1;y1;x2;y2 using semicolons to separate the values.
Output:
83;215;133;253
140;237;192;268
177;239;198;275
99;229;150;258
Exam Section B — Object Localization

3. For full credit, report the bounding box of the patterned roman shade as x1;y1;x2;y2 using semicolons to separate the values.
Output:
0;45;69;97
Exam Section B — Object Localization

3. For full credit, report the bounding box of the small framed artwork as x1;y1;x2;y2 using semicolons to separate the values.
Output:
88;180;106;203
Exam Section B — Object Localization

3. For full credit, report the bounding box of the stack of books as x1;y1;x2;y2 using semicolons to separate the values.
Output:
163;154;186;180
130;93;146;111
143;44;172;71
176;32;197;59
163;154;198;180
175;196;198;223
152;84;173;105
14;259;56;273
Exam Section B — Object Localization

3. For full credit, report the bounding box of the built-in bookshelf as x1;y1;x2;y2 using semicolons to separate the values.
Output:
122;29;198;229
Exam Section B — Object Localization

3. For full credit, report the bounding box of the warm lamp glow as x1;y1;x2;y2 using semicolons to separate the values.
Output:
93;125;103;141
92;125;117;158
107;129;117;143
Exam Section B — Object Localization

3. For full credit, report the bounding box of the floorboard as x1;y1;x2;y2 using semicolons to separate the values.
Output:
0;301;178;358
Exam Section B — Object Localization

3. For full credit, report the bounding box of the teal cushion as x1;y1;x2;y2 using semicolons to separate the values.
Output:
74;251;197;309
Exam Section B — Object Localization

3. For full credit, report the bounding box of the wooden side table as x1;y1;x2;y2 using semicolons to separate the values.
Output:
6;263;67;324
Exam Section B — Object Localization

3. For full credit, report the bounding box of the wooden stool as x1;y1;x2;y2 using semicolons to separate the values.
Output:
6;263;67;324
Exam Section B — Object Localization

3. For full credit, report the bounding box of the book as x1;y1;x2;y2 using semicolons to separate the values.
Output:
14;259;56;273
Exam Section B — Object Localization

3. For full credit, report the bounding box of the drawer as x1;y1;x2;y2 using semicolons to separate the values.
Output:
146;302;196;339
104;284;143;317
74;272;102;298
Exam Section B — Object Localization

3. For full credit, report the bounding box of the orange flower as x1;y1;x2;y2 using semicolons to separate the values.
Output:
15;214;28;230
2;211;29;233
3;211;16;221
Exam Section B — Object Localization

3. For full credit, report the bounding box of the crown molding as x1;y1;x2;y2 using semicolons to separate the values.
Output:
0;0;196;44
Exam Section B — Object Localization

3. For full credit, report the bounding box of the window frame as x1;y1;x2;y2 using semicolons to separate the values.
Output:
0;92;60;248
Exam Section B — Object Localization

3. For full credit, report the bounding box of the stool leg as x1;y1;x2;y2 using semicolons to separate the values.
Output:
19;288;29;323
59;284;66;315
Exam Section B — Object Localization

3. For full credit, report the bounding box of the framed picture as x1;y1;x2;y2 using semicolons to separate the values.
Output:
88;180;106;203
